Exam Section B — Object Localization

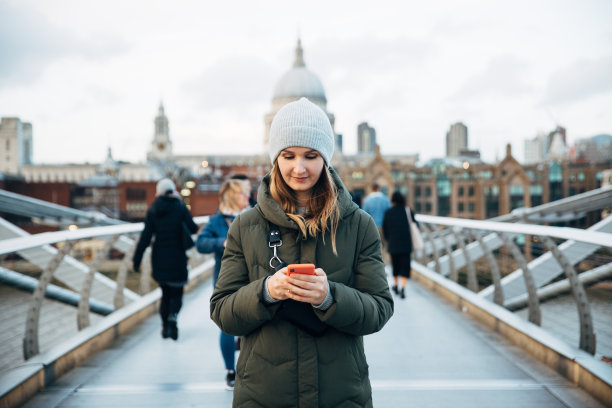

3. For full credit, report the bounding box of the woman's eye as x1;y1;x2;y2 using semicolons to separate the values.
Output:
306;155;318;159
282;155;294;160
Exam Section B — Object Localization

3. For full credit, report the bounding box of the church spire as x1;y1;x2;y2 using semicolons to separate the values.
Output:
293;38;305;68
148;102;172;162
101;146;118;176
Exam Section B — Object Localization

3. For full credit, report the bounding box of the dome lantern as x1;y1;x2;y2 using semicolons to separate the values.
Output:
293;38;305;68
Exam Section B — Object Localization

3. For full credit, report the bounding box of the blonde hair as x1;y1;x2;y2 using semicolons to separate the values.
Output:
269;162;340;254
219;180;247;214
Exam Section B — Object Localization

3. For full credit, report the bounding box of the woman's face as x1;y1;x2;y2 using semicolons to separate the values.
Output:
222;182;250;213
277;147;325;205
229;184;250;211
236;188;250;210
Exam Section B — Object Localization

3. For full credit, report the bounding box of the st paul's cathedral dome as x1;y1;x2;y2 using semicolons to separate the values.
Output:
264;39;336;149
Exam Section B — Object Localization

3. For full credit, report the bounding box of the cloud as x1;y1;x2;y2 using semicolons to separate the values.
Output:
450;55;533;101
541;55;612;105
300;35;435;117
0;2;127;87
311;35;435;79
182;55;277;113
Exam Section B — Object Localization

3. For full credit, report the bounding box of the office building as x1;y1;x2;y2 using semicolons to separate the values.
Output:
446;122;468;157
0;117;32;174
357;122;376;154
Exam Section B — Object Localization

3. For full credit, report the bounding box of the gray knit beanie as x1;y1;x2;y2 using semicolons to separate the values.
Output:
268;97;334;164
156;178;176;196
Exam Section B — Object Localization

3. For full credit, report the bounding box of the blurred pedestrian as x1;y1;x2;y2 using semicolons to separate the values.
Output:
362;182;390;230
133;178;199;339
382;191;418;299
362;182;391;261
195;179;251;390
210;98;393;406
230;173;257;207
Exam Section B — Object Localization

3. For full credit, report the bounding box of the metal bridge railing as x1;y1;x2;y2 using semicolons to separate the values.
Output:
413;213;612;356
0;216;210;368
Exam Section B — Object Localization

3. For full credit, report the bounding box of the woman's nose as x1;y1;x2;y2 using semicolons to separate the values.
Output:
293;160;306;173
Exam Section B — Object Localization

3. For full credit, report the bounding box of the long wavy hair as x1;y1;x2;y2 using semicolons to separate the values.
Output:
269;162;340;254
219;180;247;214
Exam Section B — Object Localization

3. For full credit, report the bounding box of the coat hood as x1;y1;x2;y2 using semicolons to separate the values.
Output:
256;167;358;230
151;195;181;217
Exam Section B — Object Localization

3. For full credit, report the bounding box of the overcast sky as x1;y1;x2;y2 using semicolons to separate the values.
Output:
1;0;611;165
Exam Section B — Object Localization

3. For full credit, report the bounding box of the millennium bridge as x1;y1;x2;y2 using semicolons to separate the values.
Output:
0;187;611;407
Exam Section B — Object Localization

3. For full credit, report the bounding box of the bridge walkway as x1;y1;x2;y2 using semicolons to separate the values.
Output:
21;276;605;408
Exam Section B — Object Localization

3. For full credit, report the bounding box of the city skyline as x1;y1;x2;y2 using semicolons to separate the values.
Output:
1;0;611;165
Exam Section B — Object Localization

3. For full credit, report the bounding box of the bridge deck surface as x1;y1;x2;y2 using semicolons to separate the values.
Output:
23;278;605;408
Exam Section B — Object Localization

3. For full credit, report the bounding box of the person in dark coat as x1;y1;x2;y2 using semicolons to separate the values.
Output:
196;179;250;390
382;191;418;299
133;178;198;340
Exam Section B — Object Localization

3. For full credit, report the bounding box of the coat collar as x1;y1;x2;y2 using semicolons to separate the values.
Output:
256;167;358;230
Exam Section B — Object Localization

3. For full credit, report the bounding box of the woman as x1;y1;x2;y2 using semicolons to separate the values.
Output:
196;179;250;390
382;191;418;299
210;98;393;407
133;178;199;340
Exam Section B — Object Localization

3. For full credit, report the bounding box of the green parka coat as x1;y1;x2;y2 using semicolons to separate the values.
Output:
210;169;394;407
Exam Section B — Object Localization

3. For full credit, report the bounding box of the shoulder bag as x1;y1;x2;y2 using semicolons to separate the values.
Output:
405;207;424;251
181;222;195;250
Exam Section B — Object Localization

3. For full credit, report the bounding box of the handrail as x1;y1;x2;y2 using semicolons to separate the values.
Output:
0;215;209;255
0;214;212;373
415;214;612;248
490;186;612;223
0;189;124;226
414;212;612;358
1;257;216;408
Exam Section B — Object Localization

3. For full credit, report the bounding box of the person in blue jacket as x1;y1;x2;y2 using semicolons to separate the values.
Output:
196;179;250;390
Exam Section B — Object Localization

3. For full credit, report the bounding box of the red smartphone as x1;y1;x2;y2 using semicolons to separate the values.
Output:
287;263;316;275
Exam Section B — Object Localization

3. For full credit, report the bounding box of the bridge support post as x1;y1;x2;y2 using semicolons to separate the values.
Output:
453;228;478;292
540;236;596;354
498;233;541;326
23;240;75;359
470;230;504;306
438;229;457;281
114;240;137;310
139;248;152;295
422;223;441;273
78;235;119;330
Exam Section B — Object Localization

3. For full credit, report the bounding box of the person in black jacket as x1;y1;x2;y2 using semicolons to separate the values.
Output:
382;191;418;299
133;178;199;340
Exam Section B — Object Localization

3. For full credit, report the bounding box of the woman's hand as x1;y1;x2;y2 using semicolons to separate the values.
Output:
266;267;292;301
266;267;329;305
287;268;328;306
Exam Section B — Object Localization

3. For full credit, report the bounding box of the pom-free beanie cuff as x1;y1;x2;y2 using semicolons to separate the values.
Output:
268;97;334;164
156;178;176;196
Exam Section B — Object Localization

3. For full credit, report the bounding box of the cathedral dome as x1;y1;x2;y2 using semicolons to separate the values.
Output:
265;39;335;150
272;39;327;103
